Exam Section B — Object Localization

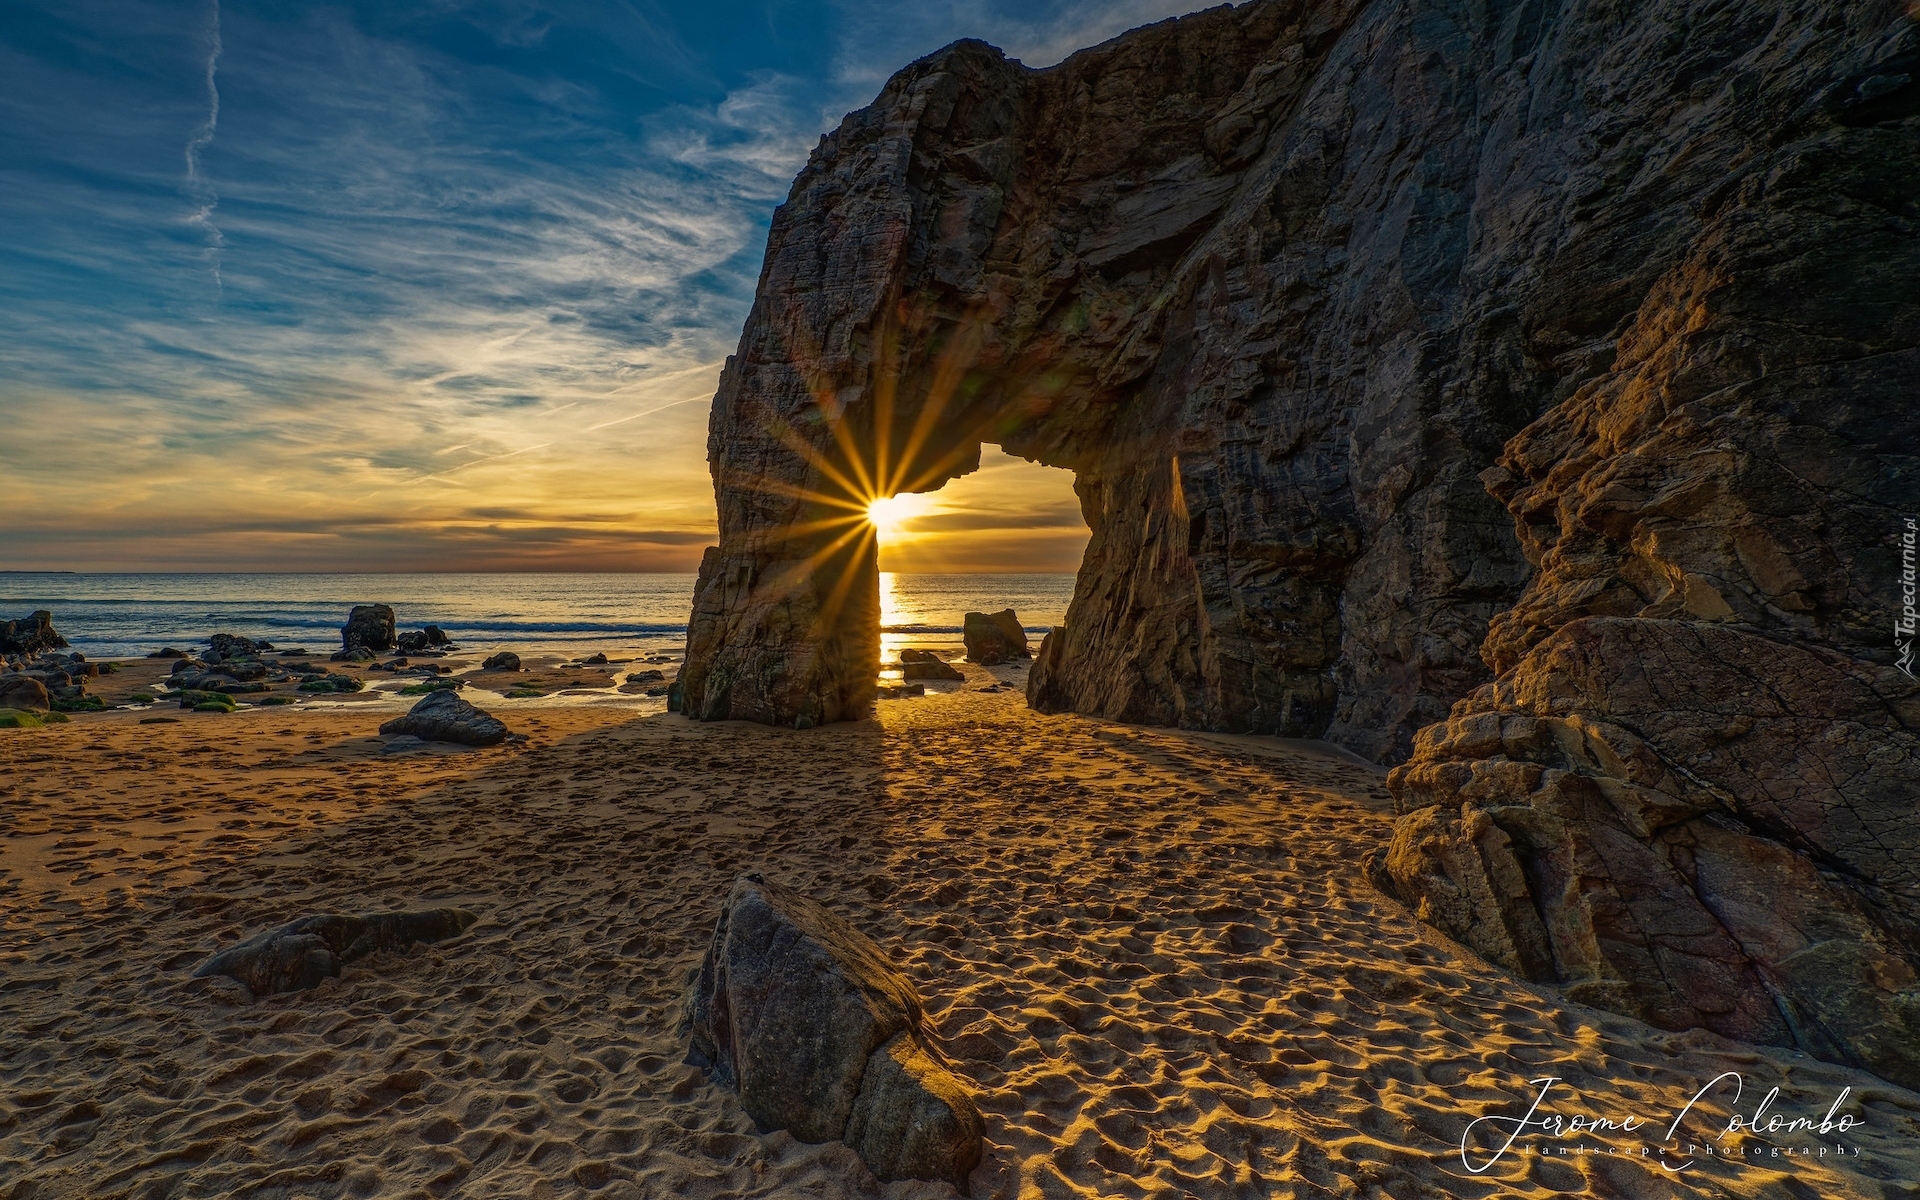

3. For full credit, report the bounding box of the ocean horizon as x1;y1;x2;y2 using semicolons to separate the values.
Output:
0;571;1077;661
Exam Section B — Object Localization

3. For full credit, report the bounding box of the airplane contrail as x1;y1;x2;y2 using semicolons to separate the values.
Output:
184;0;223;287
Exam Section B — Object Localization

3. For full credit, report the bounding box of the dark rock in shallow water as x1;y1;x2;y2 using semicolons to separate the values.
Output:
685;875;982;1187
0;611;68;658
482;651;521;671
962;611;1029;666
340;604;397;652
193;908;478;998
396;628;454;654
0;675;51;713
379;688;508;745
150;647;187;659
207;633;272;658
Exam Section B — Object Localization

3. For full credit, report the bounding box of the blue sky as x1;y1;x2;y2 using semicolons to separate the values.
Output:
0;0;1206;571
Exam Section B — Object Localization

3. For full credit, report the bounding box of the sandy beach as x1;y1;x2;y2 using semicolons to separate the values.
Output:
4;661;1917;1200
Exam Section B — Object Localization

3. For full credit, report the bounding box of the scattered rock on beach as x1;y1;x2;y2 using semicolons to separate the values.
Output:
900;658;964;682
962;610;1029;665
0;610;68;658
379;688;509;746
207;633;273;658
685;874;983;1187
149;646;187;659
482;651;521;671
0;675;51;713
340;604;397;653
193;908;478;998
397;625;455;654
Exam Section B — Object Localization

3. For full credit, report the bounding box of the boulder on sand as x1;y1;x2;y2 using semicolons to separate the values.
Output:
0;675;51;713
685;874;983;1188
482;650;521;671
962;610;1029;665
0;611;68;658
340;604;397;653
194;908;477;998
379;688;509;746
899;658;964;682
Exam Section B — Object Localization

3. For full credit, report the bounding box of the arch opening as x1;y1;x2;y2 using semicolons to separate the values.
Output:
860;448;1088;673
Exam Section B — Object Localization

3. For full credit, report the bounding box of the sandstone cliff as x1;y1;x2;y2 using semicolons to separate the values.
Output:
682;0;1920;1084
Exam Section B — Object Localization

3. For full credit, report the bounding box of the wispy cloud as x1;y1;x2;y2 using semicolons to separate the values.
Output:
0;0;1195;571
182;0;223;287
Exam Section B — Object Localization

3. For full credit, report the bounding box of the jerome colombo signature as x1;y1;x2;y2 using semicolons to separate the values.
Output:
1460;1073;1864;1174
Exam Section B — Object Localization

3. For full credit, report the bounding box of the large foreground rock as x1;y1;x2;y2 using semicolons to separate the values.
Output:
1;611;68;658
379;689;508;745
685;875;983;1187
961;611;1028;666
194;908;477;998
340;604;397;653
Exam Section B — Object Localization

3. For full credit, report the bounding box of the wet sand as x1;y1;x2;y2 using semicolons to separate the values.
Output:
3;665;1918;1199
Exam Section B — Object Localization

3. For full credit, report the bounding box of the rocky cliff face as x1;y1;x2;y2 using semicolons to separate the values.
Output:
682;0;1920;1082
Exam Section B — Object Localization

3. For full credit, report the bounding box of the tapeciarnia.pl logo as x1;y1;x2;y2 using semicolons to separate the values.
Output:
1899;515;1916;678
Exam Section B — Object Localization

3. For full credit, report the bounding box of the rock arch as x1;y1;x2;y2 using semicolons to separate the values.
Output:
679;0;1920;1087
679;14;1529;751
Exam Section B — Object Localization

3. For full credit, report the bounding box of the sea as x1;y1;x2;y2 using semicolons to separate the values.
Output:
0;573;1077;662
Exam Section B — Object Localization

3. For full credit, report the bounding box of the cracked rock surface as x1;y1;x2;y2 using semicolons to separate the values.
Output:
684;875;983;1187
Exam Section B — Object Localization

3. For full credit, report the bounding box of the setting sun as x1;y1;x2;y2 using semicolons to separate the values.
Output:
864;492;930;540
